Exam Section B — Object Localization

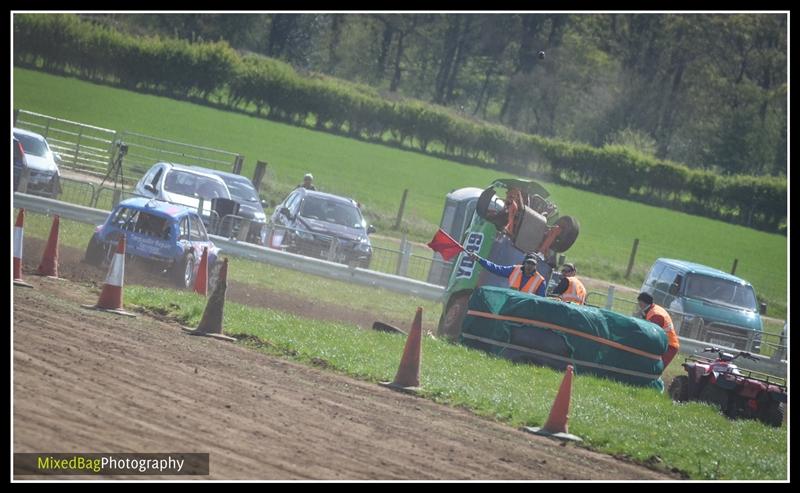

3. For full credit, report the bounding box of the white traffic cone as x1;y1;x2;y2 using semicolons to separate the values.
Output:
13;208;33;288
81;235;135;317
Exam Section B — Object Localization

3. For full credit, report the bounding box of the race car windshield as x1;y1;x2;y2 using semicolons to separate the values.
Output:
685;274;758;312
300;196;363;228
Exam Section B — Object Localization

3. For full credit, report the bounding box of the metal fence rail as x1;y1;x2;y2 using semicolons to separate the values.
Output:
58;176;97;207
14;192;445;301
115;130;242;180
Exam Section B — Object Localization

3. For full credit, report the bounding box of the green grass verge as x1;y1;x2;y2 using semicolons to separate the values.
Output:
13;68;786;320
124;286;788;480
20;211;442;328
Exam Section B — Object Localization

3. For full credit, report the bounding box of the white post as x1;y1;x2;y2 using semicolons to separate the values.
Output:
605;285;615;310
400;238;411;278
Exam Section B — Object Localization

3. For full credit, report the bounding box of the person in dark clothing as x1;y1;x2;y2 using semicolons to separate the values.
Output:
297;173;316;191
468;251;546;296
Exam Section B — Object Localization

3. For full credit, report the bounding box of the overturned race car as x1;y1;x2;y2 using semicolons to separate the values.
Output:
84;197;220;289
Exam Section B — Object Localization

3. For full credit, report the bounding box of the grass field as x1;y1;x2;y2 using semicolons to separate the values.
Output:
123;286;787;480
13;68;787;320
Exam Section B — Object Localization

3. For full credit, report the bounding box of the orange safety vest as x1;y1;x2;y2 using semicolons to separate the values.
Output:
646;304;680;349
508;265;545;295
559;276;587;305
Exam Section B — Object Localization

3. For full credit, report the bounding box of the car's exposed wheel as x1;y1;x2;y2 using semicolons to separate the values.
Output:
668;375;690;402
475;187;508;229
171;251;196;289
84;234;106;267
551;215;580;253
438;291;471;341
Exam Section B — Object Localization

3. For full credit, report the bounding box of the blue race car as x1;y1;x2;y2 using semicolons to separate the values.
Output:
85;197;220;288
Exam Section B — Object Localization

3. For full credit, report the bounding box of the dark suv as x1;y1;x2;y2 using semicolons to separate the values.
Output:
267;188;375;268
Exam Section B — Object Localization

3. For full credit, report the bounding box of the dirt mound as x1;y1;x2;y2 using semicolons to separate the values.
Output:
13;277;676;479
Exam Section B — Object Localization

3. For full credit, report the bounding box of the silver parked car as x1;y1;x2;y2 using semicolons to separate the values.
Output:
134;162;232;226
13;127;62;198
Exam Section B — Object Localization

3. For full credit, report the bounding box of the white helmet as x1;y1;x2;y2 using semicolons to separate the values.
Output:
304;173;313;181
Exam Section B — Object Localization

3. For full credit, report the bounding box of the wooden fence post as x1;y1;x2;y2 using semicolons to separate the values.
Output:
624;238;639;279
393;189;409;230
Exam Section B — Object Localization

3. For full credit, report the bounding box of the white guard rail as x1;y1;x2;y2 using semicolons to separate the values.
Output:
13;192;445;301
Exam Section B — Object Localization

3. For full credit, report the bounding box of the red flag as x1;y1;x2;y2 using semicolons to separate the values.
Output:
426;228;465;261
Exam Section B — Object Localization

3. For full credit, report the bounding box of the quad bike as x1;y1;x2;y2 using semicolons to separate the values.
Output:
669;347;786;427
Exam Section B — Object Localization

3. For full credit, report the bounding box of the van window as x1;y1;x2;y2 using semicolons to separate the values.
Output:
655;267;679;294
644;263;666;288
685;274;758;312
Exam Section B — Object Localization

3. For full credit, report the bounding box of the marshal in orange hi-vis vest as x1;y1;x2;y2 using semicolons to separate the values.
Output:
508;265;545;294
646;304;680;349
559;277;587;304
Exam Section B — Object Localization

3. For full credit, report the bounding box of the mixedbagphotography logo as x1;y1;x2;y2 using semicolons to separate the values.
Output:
14;453;209;475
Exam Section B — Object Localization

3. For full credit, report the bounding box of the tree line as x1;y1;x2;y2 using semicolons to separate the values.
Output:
13;13;787;233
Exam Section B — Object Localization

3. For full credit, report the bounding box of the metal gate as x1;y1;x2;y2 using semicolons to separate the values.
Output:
14;109;244;186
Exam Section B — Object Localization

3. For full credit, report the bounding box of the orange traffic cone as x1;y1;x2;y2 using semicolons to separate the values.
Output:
379;307;423;393
194;246;209;296
81;235;136;317
182;258;236;342
36;215;61;278
13;209;33;288
522;364;582;442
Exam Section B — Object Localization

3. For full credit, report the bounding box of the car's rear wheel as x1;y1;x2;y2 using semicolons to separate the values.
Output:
171;251;196;289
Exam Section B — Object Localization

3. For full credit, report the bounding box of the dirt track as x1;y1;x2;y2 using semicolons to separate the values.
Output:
13;275;677;479
21;237;401;331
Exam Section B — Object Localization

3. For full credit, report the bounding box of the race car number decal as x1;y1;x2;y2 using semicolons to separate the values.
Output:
454;232;484;279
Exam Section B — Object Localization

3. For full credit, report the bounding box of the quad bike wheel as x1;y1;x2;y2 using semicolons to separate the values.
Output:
760;401;784;428
668;375;690;402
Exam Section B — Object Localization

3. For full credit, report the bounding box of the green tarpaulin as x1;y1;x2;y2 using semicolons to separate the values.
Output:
461;286;668;390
